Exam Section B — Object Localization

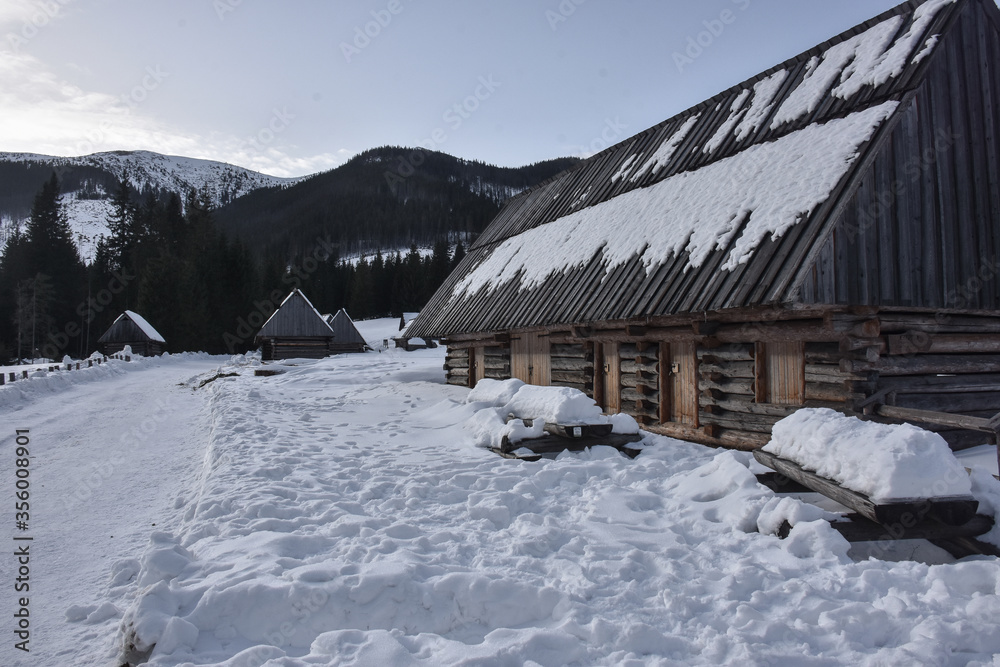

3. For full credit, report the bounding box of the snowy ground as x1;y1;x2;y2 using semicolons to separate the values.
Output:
1;320;999;666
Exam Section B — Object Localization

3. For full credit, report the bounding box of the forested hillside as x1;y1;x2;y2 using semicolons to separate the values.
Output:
0;148;576;361
213;146;578;258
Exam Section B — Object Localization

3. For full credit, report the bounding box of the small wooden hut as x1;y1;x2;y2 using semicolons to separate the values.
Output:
408;0;1000;452
325;309;368;354
98;311;166;356
256;289;335;361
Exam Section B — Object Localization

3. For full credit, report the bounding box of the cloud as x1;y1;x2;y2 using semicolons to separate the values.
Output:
0;50;347;177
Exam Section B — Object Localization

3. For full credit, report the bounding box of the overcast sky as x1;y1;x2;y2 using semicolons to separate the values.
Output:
0;0;942;177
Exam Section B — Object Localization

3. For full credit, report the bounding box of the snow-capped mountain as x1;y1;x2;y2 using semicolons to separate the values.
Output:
0;150;303;261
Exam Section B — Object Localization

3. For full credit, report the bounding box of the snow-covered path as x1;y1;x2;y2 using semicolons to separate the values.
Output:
0;355;223;666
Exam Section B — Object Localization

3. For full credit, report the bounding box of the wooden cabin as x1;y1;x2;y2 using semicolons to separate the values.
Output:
256;289;336;361
325;309;368;354
408;0;1000;452
98;311;166;356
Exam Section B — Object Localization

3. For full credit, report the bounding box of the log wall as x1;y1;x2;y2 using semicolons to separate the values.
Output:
443;309;1000;450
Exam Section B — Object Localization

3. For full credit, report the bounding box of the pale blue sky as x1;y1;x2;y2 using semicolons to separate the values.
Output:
0;0;931;176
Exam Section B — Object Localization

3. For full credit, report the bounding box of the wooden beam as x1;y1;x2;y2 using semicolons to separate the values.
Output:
753;450;979;527
876;405;998;433
829;514;994;544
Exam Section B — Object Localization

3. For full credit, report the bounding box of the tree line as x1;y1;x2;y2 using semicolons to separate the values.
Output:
0;173;468;362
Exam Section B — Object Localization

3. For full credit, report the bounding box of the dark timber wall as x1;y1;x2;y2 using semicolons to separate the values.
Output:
799;0;1000;309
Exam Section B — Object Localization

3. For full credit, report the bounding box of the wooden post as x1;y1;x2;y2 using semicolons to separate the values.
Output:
76;363;80;370
88;360;92;368
0;374;4;385
22;371;28;379
8;372;14;382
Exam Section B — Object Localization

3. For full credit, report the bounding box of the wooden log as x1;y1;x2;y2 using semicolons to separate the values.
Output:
894;392;1000;414
754;450;980;526
551;370;589;385
886;333;1000;355
700;376;755;396
622;387;659;403
804;382;849;403
700;412;779;434
876;405;998;433
877;373;1000;394
829;515;994;543
699;361;755;379
621;360;658;374
449;367;470;378
842;355;1000;376
550;358;594;373
697;345;755;363
879;314;1000;334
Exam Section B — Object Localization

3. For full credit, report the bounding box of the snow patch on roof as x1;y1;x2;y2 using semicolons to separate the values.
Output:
611;155;639;183
629;115;700;183
124;311;166;343
734;70;789;141
451;101;897;300
704;89;751;154
772;2;953;128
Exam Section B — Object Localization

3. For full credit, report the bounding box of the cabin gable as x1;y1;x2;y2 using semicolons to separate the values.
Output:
797;0;1000;309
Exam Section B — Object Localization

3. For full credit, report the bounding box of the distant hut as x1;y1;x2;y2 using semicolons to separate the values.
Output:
325;309;368;354
98;311;166;356
255;289;335;361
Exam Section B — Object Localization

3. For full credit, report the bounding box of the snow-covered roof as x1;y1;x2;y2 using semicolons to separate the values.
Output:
97;311;166;344
410;0;977;338
256;289;335;339
123;311;166;343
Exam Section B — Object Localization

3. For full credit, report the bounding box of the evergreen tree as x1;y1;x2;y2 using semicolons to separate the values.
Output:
23;173;86;352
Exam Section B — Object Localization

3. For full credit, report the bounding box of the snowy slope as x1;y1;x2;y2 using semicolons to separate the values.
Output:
2;333;999;666
0;150;300;203
0;150;303;261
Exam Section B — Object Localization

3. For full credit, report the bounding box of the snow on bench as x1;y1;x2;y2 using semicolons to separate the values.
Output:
464;379;642;458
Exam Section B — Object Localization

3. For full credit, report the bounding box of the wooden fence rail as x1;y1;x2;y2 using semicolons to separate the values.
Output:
0;355;131;386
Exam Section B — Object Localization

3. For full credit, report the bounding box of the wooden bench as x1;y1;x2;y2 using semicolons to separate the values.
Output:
754;449;998;559
490;420;643;461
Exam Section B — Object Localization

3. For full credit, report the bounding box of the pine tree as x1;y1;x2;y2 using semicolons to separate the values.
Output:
23;173;86;349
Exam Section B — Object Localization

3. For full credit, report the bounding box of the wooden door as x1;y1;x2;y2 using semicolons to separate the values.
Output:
662;341;698;426
471;347;486;387
601;342;621;413
511;333;550;386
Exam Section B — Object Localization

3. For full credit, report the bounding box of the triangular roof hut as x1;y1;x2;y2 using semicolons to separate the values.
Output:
410;0;1000;451
255;289;335;360
325;309;368;353
98;311;166;356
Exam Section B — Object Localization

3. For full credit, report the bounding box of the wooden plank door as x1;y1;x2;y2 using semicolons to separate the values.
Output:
471;347;486;387
511;333;550;386
669;341;699;426
601;342;621;413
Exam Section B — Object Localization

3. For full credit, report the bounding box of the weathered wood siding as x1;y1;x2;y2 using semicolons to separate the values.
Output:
799;0;1000;309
